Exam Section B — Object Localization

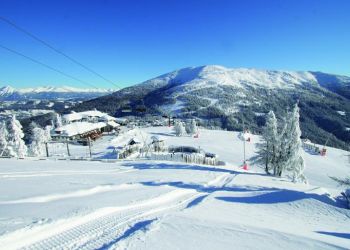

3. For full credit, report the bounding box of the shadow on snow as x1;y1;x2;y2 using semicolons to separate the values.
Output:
315;231;350;239
96;219;156;250
122;162;266;177
216;190;346;208
141;180;278;194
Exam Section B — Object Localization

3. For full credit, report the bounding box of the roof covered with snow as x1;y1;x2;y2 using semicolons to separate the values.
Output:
63;110;116;122
107;121;120;128
55;122;107;137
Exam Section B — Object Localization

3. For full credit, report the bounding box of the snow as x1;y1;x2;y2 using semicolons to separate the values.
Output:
337;111;346;116
0;86;16;96
55;122;107;137
17;85;115;94
161;100;185;114
142;65;318;90
0;126;349;249
107;120;120;128
63;110;116;123
0;85;116;101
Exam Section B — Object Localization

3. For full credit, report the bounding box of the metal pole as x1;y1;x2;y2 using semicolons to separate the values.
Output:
88;137;92;158
242;116;246;164
66;139;70;157
45;142;49;157
244;136;246;163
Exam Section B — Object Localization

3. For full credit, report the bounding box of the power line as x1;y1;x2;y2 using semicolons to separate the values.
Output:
0;44;99;89
0;16;119;89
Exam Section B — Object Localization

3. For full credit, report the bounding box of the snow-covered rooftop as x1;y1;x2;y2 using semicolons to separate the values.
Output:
63;110;116;122
107;121;120;128
55;122;107;137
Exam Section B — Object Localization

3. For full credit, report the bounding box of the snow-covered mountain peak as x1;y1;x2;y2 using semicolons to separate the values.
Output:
0;85;16;96
143;65;318;89
19;85;115;93
0;85;116;101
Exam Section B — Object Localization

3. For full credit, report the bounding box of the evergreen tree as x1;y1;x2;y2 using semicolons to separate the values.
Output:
275;116;289;177
29;127;46;157
28;122;38;143
285;104;307;183
55;113;63;128
256;111;278;174
44;125;52;142
185;119;197;135
174;121;186;136
7;115;27;158
0;121;10;157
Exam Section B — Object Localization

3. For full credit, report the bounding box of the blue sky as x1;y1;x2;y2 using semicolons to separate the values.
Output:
0;0;349;89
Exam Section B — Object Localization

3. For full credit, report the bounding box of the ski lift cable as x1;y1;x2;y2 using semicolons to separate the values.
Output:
0;16;120;89
0;43;98;89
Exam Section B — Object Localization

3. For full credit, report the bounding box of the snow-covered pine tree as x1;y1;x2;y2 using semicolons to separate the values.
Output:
29;126;46;157
7;115;27;158
174;121;186;136
284;104;307;183
55;113;63;128
185;120;192;134
0;121;10;157
28;121;38;143
275;116;289;177
189;119;197;135
256;111;278;174
44;125;52;142
185;119;197;135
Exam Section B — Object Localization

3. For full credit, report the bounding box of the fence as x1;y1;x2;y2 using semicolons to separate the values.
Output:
149;152;224;166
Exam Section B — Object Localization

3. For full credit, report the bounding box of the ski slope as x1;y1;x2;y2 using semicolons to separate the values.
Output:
0;127;349;249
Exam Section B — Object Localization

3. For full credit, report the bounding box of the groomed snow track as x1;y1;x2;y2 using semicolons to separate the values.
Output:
9;189;200;250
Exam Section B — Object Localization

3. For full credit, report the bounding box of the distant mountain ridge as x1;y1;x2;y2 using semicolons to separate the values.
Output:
0;85;116;101
73;65;350;150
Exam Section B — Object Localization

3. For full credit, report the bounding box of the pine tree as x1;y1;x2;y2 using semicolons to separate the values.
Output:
29;127;46;157
28;122;38;143
44;125;52;142
55;113;63;128
185;119;197;135
185;120;192;134
0;121;10;157
285;104;307;183
256;111;278;174
274;104;306;182
174;121;186;136
275;116;289;177
190;119;197;135
7;115;27;158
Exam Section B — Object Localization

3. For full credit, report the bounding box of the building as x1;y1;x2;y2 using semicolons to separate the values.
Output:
51;110;120;141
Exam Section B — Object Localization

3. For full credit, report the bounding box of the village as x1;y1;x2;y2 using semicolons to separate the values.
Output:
0;108;331;166
0;109;225;166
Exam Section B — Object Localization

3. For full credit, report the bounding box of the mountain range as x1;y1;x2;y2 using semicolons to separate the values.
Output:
70;65;350;150
0;85;116;101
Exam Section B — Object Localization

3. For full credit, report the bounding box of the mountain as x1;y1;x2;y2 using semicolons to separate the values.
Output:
0;85;116;101
72;65;350;149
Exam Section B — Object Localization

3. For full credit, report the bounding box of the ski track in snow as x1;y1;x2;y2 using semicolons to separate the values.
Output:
2;189;199;250
0;183;141;204
0;169;135;179
0;172;234;250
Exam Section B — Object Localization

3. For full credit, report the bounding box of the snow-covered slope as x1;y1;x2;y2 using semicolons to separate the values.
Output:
0;85;116;101
142;65;318;89
0;127;349;249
